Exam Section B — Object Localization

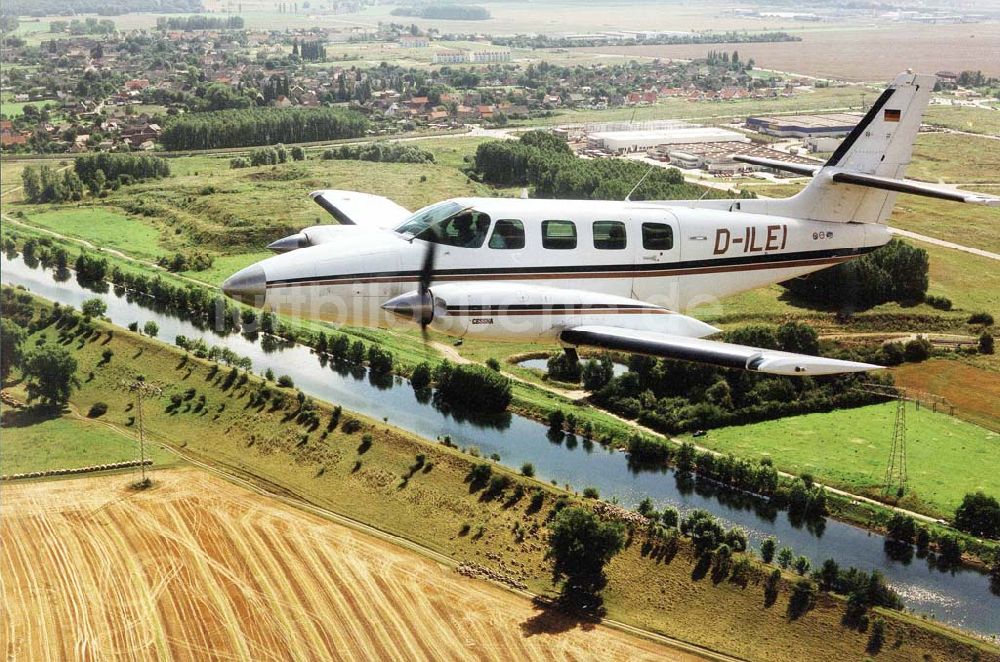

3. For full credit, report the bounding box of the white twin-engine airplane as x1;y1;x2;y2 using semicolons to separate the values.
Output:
223;72;998;376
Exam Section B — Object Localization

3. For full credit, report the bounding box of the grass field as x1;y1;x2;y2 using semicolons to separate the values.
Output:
18;207;167;260
683;402;999;518
3;296;994;661
0;468;687;661
924;106;1000;138
907;134;1000;185
0;411;176;475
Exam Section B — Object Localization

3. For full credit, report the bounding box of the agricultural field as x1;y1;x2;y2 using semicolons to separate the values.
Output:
218;0;834;34
893;360;1000;433
0;468;687;661
3;295;995;661
682;402;999;518
572;23;1000;81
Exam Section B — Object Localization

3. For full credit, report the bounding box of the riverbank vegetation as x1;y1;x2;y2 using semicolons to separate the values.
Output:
1;288;995;661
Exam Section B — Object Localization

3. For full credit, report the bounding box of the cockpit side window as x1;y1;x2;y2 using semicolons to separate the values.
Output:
415;210;491;249
489;219;525;249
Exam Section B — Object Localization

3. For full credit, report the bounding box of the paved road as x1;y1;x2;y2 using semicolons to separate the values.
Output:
889;227;1000;261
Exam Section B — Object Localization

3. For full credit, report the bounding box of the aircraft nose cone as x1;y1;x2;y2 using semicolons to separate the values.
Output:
381;290;421;321
267;232;308;253
222;264;266;307
381;290;435;325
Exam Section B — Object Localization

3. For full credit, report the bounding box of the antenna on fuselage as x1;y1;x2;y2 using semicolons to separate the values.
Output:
624;164;656;202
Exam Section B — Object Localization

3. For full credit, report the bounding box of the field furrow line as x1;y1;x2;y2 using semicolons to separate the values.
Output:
237;520;316;660
253;521;336;658
163;500;252;661
98;502;175;661
0;516;35;660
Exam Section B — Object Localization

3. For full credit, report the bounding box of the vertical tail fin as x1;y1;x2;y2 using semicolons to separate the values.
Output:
719;72;937;224
782;71;935;224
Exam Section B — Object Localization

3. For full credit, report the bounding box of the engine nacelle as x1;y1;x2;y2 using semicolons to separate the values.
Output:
382;282;718;342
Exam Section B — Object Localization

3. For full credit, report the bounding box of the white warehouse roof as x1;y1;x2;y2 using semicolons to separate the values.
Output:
589;127;748;151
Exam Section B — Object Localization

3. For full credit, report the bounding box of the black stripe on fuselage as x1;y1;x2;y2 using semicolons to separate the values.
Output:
826;87;895;167
265;245;876;289
446;303;669;315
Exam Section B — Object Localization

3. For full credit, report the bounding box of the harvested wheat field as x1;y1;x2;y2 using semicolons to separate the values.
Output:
0;468;703;661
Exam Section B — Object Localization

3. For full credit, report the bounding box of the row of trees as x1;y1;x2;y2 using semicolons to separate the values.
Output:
494;30;799;49
391;4;490;19
20;154;170;203
472;132;727;201
292;39;325;61
20;166;85;203
0;291;79;406
5;0;202;16
50;18;115;34
321;141;435;164
589;322;888;435
160;107;369;150
230;144;305;168
782;239;929;310
73;153;170;190
154;15;244;30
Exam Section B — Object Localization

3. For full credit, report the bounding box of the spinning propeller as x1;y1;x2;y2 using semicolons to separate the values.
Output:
382;231;439;345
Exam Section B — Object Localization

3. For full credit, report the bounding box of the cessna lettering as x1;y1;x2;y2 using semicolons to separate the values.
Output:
713;224;788;255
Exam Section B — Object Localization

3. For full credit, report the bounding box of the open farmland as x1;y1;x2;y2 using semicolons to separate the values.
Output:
0;468;696;661
573;23;1000;81
893;360;1000;433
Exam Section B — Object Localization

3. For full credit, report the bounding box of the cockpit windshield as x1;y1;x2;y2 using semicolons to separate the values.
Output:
394;201;464;237
394;201;491;249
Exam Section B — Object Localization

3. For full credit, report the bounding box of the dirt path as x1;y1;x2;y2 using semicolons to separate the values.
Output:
0;468;715;661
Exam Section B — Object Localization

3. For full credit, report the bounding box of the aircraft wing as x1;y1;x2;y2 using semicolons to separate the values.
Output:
309;190;412;228
560;325;881;376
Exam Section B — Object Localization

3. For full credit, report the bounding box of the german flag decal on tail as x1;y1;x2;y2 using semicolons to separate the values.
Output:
884;109;901;122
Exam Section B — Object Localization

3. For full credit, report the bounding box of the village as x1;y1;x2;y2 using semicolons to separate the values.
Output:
0;20;815;153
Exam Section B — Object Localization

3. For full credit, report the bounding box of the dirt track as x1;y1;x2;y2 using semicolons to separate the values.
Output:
0;468;702;661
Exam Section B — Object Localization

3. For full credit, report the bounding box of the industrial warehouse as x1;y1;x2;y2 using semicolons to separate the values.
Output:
745;112;863;137
583;120;748;154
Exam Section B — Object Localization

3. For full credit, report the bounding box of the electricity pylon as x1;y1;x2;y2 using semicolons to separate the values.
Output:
123;378;161;486
882;395;907;498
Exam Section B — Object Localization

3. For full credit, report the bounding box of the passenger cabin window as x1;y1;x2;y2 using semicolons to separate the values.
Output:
489;219;525;249
542;220;577;250
414;210;491;249
642;222;674;251
593;221;626;250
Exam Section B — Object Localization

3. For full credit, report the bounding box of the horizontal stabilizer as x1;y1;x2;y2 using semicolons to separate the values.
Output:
732;155;821;177
310;190;412;228
560;325;882;376
830;172;1000;206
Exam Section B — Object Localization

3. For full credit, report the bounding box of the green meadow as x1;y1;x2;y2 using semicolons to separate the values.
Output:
684;402;999;518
